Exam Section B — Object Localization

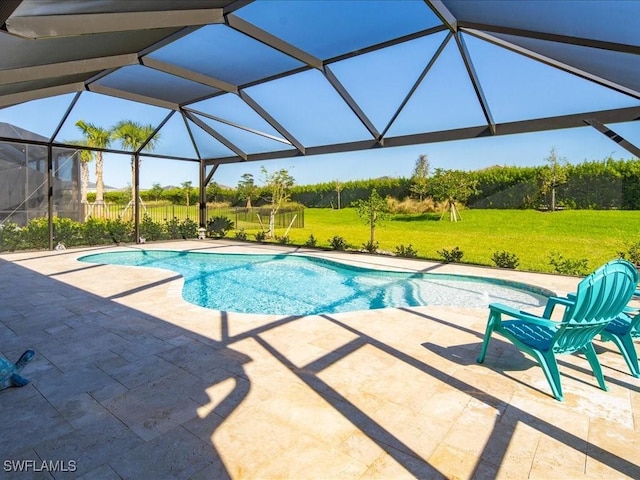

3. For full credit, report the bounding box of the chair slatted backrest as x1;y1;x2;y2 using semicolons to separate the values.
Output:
553;260;638;354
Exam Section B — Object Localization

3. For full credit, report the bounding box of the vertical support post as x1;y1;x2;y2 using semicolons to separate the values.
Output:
199;160;207;228
24;144;29;221
134;152;140;243
47;144;54;250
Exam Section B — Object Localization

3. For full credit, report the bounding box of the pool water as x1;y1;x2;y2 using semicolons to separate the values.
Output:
79;250;549;315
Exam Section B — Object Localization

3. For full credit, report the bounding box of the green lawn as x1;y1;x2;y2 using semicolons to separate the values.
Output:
245;208;640;274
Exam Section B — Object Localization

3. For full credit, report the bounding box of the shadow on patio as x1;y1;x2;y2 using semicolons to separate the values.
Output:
0;248;639;479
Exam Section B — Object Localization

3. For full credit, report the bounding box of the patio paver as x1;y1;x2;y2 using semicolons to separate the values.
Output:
1;240;639;479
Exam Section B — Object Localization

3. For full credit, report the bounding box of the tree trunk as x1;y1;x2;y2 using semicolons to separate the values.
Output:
442;200;461;222
268;210;275;238
551;186;556;212
370;211;376;244
131;157;136;206
80;162;89;204
95;152;104;204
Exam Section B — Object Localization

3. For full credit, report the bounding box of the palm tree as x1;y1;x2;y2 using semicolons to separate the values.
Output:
75;120;112;204
70;141;94;204
111;120;159;203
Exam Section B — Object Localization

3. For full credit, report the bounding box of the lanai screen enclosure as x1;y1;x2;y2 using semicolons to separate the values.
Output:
0;0;639;247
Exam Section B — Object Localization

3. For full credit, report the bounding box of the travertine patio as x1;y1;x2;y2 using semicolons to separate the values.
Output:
1;241;638;479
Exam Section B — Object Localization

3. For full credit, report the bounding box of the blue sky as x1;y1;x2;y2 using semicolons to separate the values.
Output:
3;66;638;190
3;90;638;190
1;0;639;190
212;123;640;189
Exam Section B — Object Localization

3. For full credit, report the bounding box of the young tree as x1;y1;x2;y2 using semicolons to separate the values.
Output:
149;182;164;202
261;167;295;237
75;120;111;204
354;188;390;249
431;168;478;221
410;154;430;201
206;182;221;203
334;180;343;209
539;147;568;211
181;181;192;207
111;120;159;204
236;173;257;208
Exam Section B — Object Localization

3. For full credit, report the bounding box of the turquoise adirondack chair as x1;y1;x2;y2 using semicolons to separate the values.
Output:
624;289;640;340
598;288;640;377
600;309;640;377
477;259;638;401
552;289;640;378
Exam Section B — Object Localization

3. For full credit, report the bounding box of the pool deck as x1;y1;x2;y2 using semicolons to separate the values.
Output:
0;240;638;479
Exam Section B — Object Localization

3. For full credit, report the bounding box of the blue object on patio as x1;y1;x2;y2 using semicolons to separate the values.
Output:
0;350;35;390
626;289;640;339
477;259;638;401
600;310;640;378
554;288;640;378
599;288;640;377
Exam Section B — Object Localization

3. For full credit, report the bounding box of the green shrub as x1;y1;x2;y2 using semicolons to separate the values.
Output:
491;251;520;269
549;252;589;276
22;218;49;250
107;217;133;244
234;228;247;240
0;222;23;251
328;235;349;251
438;246;464;263
255;231;267;242
179;218;198;239
103;190;131;205
618;241;640;266
276;235;291;245
304;234;317;248
139;214;165;241
395;244;418;258
53;217;81;247
362;240;378;253
83;217;109;245
165;217;181;239
207;216;234;238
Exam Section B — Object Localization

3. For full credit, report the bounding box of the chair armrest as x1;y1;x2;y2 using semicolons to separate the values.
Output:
489;302;560;328
542;295;575;319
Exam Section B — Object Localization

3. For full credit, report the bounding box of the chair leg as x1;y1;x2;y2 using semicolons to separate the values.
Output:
603;333;640;378
583;342;610;390
533;350;564;401
477;311;499;363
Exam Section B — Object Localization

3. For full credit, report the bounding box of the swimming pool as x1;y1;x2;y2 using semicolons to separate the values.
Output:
79;250;550;315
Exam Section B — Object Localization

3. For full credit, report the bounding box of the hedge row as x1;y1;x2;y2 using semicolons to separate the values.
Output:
0;216;200;251
90;157;640;210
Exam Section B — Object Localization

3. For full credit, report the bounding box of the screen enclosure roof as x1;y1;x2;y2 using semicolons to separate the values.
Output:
0;0;639;166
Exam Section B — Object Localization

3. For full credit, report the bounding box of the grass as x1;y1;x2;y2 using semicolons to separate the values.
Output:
239;208;640;274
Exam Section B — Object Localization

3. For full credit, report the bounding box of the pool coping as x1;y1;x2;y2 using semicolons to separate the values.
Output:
2;239;638;479
76;246;557;315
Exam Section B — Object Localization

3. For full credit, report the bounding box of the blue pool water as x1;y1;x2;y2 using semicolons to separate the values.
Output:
78;250;550;315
